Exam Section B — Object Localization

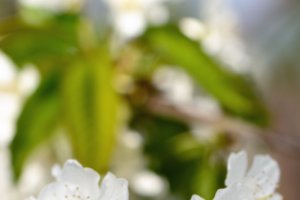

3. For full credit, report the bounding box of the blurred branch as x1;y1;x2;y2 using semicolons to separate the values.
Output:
0;0;17;19
140;94;300;158
145;94;259;134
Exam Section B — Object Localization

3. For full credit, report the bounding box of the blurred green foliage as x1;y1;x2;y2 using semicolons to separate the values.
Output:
0;3;268;200
130;112;226;199
140;26;267;124
11;71;60;178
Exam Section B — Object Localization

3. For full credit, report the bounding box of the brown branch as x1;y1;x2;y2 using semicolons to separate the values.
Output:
143;95;300;158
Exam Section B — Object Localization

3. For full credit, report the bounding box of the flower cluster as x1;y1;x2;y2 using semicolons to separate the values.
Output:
27;151;281;200
192;151;282;200
27;160;128;200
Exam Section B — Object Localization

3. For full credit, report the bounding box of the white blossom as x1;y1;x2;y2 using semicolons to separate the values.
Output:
107;0;169;39
192;151;282;200
27;159;128;200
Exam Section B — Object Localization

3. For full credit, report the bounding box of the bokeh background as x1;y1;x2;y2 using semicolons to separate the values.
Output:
0;0;300;199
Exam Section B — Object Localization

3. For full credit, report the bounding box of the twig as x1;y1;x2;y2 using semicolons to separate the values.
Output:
143;95;300;158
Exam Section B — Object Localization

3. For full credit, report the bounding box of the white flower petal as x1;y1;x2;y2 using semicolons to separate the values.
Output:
37;181;96;200
191;194;205;200
28;160;129;200
191;151;282;200
37;182;65;200
225;151;248;186
55;159;100;197
214;183;254;200
115;11;146;39
99;172;129;200
246;155;280;198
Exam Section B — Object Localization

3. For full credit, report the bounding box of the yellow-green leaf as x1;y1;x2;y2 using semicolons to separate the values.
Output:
10;72;60;180
60;47;119;173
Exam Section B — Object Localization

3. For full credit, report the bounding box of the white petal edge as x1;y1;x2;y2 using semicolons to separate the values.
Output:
214;182;254;200
99;172;129;200
37;182;66;200
191;194;205;200
225;151;248;186
246;155;280;198
55;159;100;197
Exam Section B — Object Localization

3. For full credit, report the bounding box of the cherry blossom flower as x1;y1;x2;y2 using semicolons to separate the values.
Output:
26;151;281;200
27;159;128;200
107;0;169;39
192;151;282;200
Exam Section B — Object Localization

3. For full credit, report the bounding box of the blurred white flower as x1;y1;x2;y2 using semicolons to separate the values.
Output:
27;159;128;200
192;151;282;200
107;0;169;39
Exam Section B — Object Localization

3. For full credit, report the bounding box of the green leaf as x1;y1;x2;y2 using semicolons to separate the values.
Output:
129;112;192;195
88;49;120;172
193;156;226;200
60;47;120;173
10;72;60;180
140;25;268;125
60;60;90;163
0;13;80;68
1;30;77;67
0;17;25;35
